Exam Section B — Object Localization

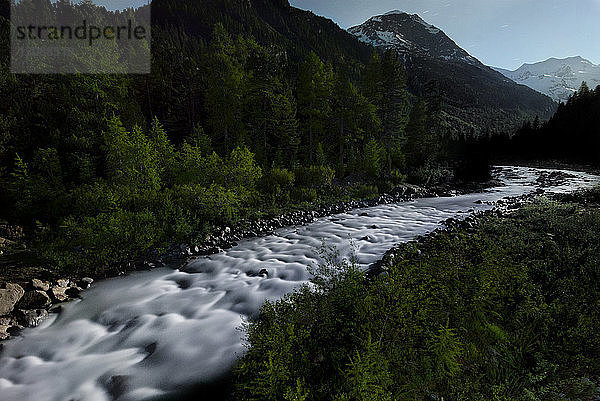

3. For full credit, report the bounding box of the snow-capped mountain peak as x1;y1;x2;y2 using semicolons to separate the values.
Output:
348;11;477;65
494;57;600;103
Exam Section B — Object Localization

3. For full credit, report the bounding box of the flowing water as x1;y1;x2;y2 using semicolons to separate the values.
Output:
0;166;598;401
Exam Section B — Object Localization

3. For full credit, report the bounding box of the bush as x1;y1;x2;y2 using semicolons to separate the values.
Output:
226;146;263;189
233;199;600;401
351;184;379;199
262;168;295;206
294;165;335;189
376;180;394;194
42;208;162;271
389;169;406;185
408;165;453;186
292;187;317;203
389;144;406;171
172;183;239;224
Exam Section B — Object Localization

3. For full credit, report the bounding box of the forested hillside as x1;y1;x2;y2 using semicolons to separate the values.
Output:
0;0;463;273
487;82;600;164
349;11;557;137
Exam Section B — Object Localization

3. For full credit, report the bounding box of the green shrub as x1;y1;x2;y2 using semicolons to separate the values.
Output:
294;165;335;189
376;180;394;194
389;144;406;171
262;168;295;206
389;169;406;185
292;187;317;203
351;184;379;199
408;165;453;186
172;183;239;224
233;199;600;401
42;208;161;271
226;146;263;189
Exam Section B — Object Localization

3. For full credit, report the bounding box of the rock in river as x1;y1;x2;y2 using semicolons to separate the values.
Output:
50;286;69;302
17;290;51;309
17;309;49;328
0;282;24;316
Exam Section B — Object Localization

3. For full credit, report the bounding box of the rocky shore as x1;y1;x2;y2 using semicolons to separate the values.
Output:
0;179;494;342
367;172;583;279
0;277;93;341
4;167;581;343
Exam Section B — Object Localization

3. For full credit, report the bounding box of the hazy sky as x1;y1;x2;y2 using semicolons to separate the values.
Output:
289;0;600;70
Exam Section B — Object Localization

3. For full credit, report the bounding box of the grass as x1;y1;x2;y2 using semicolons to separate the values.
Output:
232;192;600;401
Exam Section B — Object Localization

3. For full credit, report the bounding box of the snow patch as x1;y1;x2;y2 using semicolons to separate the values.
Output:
495;56;600;102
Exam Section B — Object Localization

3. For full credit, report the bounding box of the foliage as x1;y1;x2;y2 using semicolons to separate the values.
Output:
0;4;490;272
292;188;317;204
294;166;335;189
351;184;379;200
362;139;386;179
262;168;295;206
234;198;600;401
489;82;600;165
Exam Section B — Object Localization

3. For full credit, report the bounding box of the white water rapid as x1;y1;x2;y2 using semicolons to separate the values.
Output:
0;166;598;401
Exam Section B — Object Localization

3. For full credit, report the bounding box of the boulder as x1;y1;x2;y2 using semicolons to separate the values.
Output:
106;375;129;400
17;309;49;327
65;286;83;298
50;286;69;302
56;279;70;288
0;325;10;340
16;290;51;309
0;316;17;326
79;277;94;288
0;283;25;316
6;325;23;336
30;278;51;292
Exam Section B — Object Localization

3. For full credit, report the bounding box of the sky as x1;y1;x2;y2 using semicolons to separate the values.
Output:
289;0;600;70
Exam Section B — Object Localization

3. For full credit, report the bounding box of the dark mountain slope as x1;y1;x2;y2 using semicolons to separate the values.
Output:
151;0;373;66
350;11;557;135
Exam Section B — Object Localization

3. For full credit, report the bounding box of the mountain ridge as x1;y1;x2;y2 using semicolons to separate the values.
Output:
349;11;557;135
494;56;600;103
348;12;476;65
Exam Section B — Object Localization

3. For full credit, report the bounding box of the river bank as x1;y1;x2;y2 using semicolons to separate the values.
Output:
232;183;600;401
0;167;588;339
0;166;597;401
0;176;500;342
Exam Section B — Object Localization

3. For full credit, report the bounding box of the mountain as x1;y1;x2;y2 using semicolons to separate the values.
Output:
151;0;373;66
348;11;478;65
349;11;557;135
494;57;600;103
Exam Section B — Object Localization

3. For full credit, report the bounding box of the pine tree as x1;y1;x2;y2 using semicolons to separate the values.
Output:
297;52;333;162
379;50;410;148
404;98;429;169
362;51;384;110
203;23;246;154
243;40;299;167
579;81;591;97
330;69;379;171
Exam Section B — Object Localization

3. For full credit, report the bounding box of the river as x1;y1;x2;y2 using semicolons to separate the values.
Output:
0;166;598;401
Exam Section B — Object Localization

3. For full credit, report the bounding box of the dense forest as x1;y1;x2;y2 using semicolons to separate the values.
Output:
486;82;600;165
0;0;474;273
